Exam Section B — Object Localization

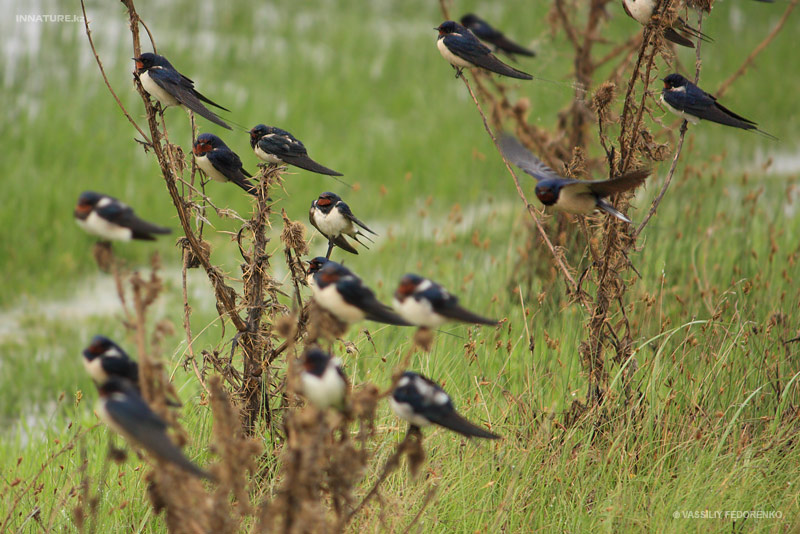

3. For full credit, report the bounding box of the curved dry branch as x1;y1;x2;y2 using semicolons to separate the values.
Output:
80;0;150;144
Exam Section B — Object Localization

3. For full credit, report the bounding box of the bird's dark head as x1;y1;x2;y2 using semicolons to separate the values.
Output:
193;133;223;156
315;192;341;208
534;183;560;206
459;14;479;27
394;274;424;302
83;335;120;361
75;191;104;219
302;347;332;377
249;124;273;138
133;53;168;73
249;124;269;146
436;21;461;35
306;256;329;276
662;73;688;91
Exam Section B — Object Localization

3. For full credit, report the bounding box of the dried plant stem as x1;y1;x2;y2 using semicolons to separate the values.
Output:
342;431;414;527
238;172;278;433
181;250;210;395
715;0;798;99
459;75;584;300
618;0;674;172
111;0;248;336
401;486;438;534
633;11;705;239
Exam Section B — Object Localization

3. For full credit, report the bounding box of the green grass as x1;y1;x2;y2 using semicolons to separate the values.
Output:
2;0;800;531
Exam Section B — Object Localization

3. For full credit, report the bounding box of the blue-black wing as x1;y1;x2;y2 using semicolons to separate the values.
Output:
207;149;257;195
105;396;211;479
147;66;231;129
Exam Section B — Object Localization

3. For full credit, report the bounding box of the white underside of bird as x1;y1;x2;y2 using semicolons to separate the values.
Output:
390;398;433;427
300;364;345;409
140;69;179;107
313;284;365;323
550;186;598;214
623;0;656;24
393;295;446;328
253;137;284;164
437;37;473;68
312;207;353;238
83;358;108;383
76;211;132;241
660;93;700;124
195;154;229;183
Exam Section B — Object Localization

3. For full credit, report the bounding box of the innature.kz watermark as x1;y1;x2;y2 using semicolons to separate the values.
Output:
673;510;783;520
16;14;85;23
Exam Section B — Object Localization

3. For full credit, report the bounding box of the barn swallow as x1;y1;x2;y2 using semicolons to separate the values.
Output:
249;124;343;177
306;256;331;290
309;192;376;259
82;336;138;386
498;135;651;223
390;371;500;439
459;14;535;60
193;133;258;196
83;336;181;407
661;74;776;138
74;191;171;241
133;53;231;130
96;378;213;480
312;261;411;326
299;347;348;410
435;21;533;80
393;274;498;328
621;0;712;48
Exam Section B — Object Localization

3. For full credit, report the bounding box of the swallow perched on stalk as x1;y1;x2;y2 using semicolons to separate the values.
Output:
309;192;376;259
249;124;344;178
298;347;348;410
193;133;258;196
312;261;411;326
74;191;171;242
82;336;182;407
459;14;536;60
133;53;231;129
82;336;138;386
96;378;213;480
435;21;533;80
390;371;500;439
498;134;651;223
660;73;776;139
393;274;498;328
621;0;712;48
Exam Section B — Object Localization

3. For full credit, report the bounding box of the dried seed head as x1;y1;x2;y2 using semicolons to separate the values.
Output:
591;81;616;115
685;0;713;13
275;313;299;340
412;328;435;353
281;209;309;256
181;238;211;269
92;241;114;273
